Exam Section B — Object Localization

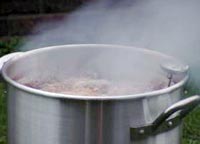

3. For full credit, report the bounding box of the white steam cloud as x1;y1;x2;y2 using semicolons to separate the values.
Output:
20;0;200;87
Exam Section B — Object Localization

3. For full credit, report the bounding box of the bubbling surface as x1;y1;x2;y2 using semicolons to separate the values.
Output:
16;75;173;96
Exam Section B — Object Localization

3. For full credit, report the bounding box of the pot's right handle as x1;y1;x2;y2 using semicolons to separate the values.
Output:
152;95;200;129
130;95;200;140
0;52;23;80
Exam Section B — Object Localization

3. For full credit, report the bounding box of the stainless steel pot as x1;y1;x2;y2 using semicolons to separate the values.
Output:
0;44;199;144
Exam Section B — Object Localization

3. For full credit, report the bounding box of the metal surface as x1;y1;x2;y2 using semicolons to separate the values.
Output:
0;52;23;71
1;44;189;100
160;61;189;87
0;52;23;81
7;87;184;144
130;95;200;140
130;114;182;141
152;95;200;128
0;44;193;144
160;61;189;75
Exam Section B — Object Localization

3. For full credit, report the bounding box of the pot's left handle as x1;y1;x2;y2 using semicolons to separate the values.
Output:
0;52;24;80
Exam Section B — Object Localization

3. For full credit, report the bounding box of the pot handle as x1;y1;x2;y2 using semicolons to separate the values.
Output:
130;95;200;140
0;52;23;79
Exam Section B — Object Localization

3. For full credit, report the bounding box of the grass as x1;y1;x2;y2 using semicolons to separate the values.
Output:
182;82;200;144
0;37;200;144
0;37;22;144
0;83;6;144
0;36;22;57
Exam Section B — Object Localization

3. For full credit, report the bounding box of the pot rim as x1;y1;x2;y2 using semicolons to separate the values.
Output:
2;44;189;101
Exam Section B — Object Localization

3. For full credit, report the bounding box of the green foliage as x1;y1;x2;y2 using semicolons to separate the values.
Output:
0;83;6;144
0;37;23;56
182;139;200;144
183;107;200;142
0;36;22;144
182;80;200;144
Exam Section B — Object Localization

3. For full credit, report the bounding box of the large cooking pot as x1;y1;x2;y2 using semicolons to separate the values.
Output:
0;44;199;144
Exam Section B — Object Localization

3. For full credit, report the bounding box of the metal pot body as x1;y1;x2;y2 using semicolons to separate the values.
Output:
1;44;198;144
7;84;182;144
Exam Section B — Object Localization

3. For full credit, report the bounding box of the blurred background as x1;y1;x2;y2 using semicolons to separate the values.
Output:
0;0;200;144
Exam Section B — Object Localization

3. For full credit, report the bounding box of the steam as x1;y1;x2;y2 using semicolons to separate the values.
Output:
20;0;200;87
